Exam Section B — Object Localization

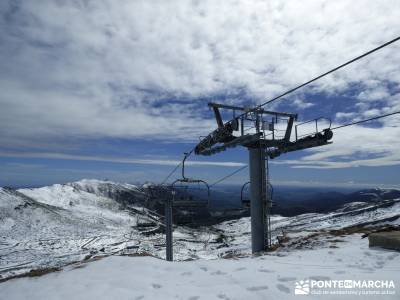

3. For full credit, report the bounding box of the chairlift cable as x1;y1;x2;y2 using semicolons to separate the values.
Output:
331;111;400;130
210;165;248;187
229;36;400;121
160;149;195;185
160;161;183;185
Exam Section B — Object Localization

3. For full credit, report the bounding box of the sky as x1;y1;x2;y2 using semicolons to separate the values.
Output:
0;0;400;188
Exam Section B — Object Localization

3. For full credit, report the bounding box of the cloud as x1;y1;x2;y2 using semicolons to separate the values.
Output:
273;118;400;168
0;151;246;168
0;0;399;169
357;86;391;102
291;98;315;109
335;112;356;121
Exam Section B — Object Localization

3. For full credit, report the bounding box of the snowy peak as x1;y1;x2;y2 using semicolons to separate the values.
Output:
0;187;55;211
67;179;139;194
17;179;147;211
65;179;147;205
19;183;119;212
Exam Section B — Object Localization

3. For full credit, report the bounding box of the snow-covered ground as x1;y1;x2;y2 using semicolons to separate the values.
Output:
1;180;400;299
0;234;399;300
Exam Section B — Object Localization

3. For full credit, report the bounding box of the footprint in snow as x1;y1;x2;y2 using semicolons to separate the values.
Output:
211;270;227;275
361;267;375;272
246;285;268;291
234;267;246;271
334;270;346;274
258;268;274;273
375;260;385;268
310;276;331;281
276;284;290;294
217;294;230;299
188;297;200;300
200;266;208;272
387;253;399;261
152;283;162;289
181;271;192;276
278;276;296;282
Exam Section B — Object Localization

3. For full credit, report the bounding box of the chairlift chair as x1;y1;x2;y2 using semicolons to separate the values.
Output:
240;181;251;208
171;154;210;208
241;181;275;208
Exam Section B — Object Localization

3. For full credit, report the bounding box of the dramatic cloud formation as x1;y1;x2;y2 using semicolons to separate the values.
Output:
0;0;399;170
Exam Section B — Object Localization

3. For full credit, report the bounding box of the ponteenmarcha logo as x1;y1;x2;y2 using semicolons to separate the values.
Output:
294;279;395;296
295;280;310;295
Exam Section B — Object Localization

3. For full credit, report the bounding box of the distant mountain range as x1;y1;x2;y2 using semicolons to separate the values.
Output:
271;188;400;216
4;179;400;219
183;183;400;216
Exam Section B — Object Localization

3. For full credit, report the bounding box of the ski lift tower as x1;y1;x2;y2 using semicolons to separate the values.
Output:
194;103;333;253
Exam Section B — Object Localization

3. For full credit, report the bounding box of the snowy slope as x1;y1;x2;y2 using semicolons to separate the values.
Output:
1;180;400;283
66;179;147;205
212;198;400;255
0;183;223;280
0;187;85;242
0;179;220;279
274;199;400;232
19;183;134;224
0;185;145;280
67;179;140;195
0;234;399;300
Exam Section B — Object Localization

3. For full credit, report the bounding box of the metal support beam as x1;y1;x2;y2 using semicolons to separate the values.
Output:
208;102;297;119
208;102;246;111
212;106;224;128
249;147;266;253
284;116;295;141
165;196;173;261
197;133;261;156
